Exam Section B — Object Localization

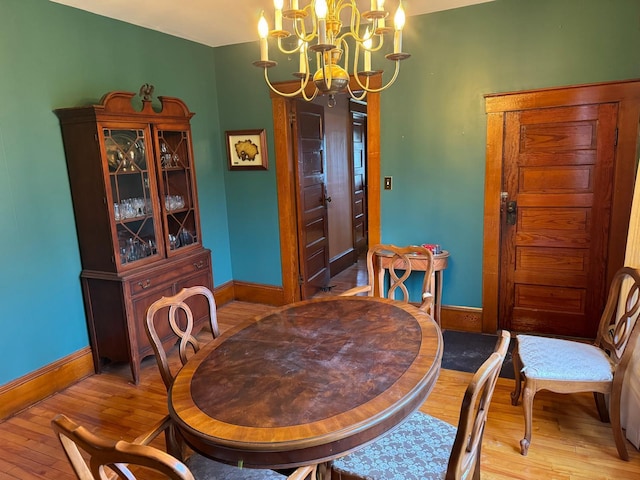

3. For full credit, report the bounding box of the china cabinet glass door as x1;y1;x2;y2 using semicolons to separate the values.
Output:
156;129;200;254
104;127;160;267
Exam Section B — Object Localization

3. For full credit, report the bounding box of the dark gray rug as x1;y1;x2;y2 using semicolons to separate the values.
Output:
442;330;515;379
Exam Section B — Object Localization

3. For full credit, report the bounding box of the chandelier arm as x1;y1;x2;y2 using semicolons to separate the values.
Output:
348;2;367;42
352;60;401;93
316;50;334;92
301;86;320;102
292;7;314;42
370;33;385;53
276;36;302;55
341;38;351;75
346;84;368;101
263;68;310;98
340;0;360;33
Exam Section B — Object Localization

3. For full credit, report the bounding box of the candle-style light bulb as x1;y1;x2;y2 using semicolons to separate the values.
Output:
378;0;386;28
394;2;405;30
298;40;307;74
315;0;328;45
274;0;283;31
258;13;269;61
393;2;405;53
363;29;372;72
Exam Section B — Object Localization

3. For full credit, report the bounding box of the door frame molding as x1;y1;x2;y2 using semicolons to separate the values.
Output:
482;79;640;333
270;81;381;304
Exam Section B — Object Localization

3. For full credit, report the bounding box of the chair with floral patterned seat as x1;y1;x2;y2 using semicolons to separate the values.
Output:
52;413;318;480
331;330;510;480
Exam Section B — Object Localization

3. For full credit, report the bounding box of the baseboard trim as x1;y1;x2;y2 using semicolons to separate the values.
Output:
232;281;285;306
441;305;483;333
213;280;236;307
0;347;94;421
330;249;358;277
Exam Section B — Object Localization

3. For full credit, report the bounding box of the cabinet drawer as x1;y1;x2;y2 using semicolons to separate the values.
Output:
128;253;210;296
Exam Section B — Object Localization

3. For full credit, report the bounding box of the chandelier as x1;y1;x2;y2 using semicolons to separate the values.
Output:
253;0;410;106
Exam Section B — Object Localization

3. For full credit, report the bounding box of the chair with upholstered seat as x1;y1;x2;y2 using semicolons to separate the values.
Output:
52;413;317;480
511;266;640;460
146;286;318;478
331;330;510;480
341;244;435;316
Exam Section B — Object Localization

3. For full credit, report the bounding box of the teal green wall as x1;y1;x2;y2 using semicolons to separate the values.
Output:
216;0;640;307
214;43;283;285
379;0;640;306
1;0;639;386
0;0;232;385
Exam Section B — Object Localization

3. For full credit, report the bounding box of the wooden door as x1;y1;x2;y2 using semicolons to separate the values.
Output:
351;101;368;255
499;103;618;337
294;100;331;298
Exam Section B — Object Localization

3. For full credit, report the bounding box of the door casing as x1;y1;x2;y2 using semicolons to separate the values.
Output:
269;80;381;304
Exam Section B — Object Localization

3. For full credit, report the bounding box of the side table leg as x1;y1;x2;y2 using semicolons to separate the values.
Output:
434;270;444;326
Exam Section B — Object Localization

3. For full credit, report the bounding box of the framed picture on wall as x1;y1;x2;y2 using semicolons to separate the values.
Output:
225;129;268;170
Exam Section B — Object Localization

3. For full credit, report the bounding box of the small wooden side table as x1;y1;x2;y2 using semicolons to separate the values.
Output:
377;250;449;325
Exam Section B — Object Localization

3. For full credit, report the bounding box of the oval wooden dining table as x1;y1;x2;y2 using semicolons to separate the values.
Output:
168;295;443;477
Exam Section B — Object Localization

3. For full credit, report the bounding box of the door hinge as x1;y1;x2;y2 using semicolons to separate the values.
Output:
614;127;618;146
298;274;304;285
289;111;296;126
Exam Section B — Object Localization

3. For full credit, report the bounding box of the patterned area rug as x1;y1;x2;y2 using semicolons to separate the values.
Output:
442;330;516;379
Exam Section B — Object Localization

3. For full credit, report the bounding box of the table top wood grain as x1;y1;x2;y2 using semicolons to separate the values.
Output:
168;296;443;469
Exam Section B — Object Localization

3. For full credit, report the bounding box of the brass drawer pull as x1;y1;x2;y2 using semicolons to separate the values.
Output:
137;279;151;289
193;261;205;270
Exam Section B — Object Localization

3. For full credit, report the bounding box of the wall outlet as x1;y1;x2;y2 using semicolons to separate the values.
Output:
384;176;392;190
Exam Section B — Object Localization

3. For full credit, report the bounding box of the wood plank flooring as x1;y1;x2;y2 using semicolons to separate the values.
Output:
1;260;639;478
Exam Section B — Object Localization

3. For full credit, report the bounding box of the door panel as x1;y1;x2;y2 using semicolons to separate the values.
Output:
351;106;368;254
295;101;330;298
500;103;617;337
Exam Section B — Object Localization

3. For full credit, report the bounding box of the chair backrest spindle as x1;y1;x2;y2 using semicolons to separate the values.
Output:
145;286;219;391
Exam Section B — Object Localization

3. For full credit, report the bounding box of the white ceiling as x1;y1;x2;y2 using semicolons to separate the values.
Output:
49;0;493;47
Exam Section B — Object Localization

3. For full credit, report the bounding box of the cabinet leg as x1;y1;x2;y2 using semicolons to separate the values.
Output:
129;355;141;385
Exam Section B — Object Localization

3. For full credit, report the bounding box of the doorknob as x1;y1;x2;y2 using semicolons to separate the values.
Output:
322;184;332;206
506;200;517;225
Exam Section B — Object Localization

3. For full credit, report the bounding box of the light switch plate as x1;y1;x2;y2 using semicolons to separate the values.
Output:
384;176;392;190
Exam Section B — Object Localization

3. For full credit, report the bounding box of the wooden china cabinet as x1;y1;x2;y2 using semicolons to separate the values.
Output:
55;87;213;384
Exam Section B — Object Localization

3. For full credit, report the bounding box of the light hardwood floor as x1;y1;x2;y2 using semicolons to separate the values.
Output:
1;263;639;478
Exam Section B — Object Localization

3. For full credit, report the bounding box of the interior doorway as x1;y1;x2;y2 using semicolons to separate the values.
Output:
293;100;331;299
482;80;640;336
269;82;382;304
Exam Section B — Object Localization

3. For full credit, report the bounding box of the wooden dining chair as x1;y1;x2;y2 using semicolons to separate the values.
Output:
145;285;220;391
340;244;435;316
331;330;510;480
145;287;321;479
511;266;640;460
52;413;318;480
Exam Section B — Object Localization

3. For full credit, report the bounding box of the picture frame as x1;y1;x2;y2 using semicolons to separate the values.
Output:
225;129;268;170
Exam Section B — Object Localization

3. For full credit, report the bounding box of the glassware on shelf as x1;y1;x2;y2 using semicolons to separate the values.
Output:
165;195;185;212
114;197;150;220
168;234;180;250
119;237;156;264
179;229;194;246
